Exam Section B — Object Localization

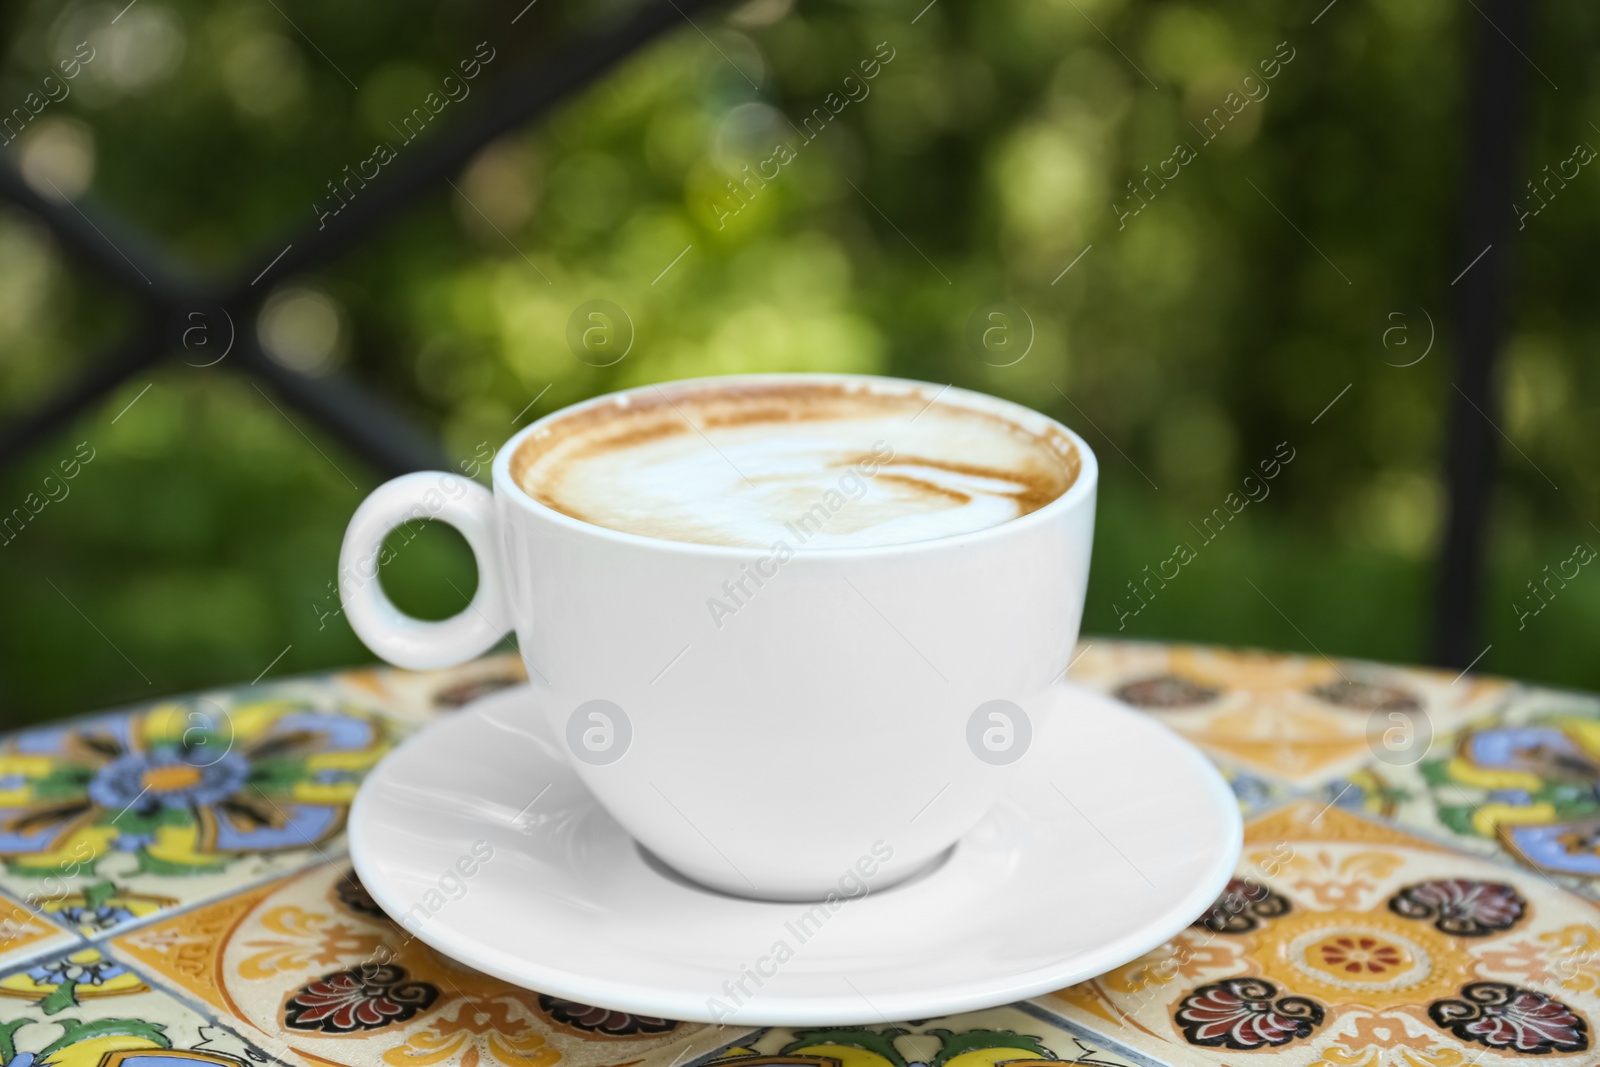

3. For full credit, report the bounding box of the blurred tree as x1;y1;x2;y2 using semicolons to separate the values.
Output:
1;0;1596;723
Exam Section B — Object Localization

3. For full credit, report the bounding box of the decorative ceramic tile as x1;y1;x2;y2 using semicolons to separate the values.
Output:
331;655;527;727
0;688;396;939
1;946;152;1014
1039;800;1600;1065
1308;765;1411;823
1381;683;1600;898
114;861;736;1067
0;887;81;970
695;1007;1144;1067
1210;758;1291;817
0;941;291;1067
1068;642;1512;788
9;646;1596;1067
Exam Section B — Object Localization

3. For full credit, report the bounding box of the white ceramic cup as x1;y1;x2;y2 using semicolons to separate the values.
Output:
340;374;1097;900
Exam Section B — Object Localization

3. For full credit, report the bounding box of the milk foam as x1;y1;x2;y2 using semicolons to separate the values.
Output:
513;382;1079;549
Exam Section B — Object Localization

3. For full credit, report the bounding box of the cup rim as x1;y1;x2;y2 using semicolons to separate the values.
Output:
491;372;1099;559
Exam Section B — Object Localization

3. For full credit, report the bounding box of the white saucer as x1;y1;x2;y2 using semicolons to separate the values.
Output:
349;683;1241;1025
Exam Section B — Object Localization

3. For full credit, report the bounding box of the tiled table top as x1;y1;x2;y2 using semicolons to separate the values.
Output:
1;642;1596;1067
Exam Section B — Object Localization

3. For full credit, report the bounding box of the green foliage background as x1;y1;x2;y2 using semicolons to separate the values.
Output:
2;0;1597;724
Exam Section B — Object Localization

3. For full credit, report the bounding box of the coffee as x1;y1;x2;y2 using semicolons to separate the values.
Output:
512;380;1080;548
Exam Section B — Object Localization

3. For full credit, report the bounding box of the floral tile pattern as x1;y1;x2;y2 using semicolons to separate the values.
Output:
1038;800;1600;1065
0;688;397;939
0;942;292;1067
1067;642;1512;787
699;1009;1144;1067
113;862;737;1067
1381;684;1600;900
0;641;1595;1067
1206;758;1290;817
1;947;151;1016
330;655;527;728
0;889;80;971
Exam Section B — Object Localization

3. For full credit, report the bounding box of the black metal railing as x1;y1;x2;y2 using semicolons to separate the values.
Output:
1433;0;1528;668
0;0;723;477
0;0;1534;668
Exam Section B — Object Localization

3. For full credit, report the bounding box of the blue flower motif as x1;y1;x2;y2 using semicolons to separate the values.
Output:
0;701;386;878
1229;774;1275;811
110;832;154;853
28;956;125;986
86;749;251;813
1321;779;1367;809
57;904;137;932
1487;788;1533;806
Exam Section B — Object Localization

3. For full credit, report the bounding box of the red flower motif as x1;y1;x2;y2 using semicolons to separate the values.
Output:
1430;981;1589;1054
284;964;438;1033
1308;680;1421;713
1390;879;1527;937
1175;978;1325;1049
334;872;388;920
1192;878;1291;934
1114;675;1220;709
537;995;675;1036
1316;936;1404;975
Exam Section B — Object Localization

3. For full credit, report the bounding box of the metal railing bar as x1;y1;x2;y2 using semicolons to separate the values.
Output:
1432;0;1531;667
235;337;450;477
0;163;189;308
0;324;167;462
222;0;728;301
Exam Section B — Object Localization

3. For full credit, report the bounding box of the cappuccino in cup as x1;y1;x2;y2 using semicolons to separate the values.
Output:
341;375;1097;900
511;380;1081;549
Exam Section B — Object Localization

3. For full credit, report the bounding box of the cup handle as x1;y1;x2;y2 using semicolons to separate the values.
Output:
338;472;511;669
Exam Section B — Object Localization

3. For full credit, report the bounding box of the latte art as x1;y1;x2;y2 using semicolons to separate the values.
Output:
512;381;1080;549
